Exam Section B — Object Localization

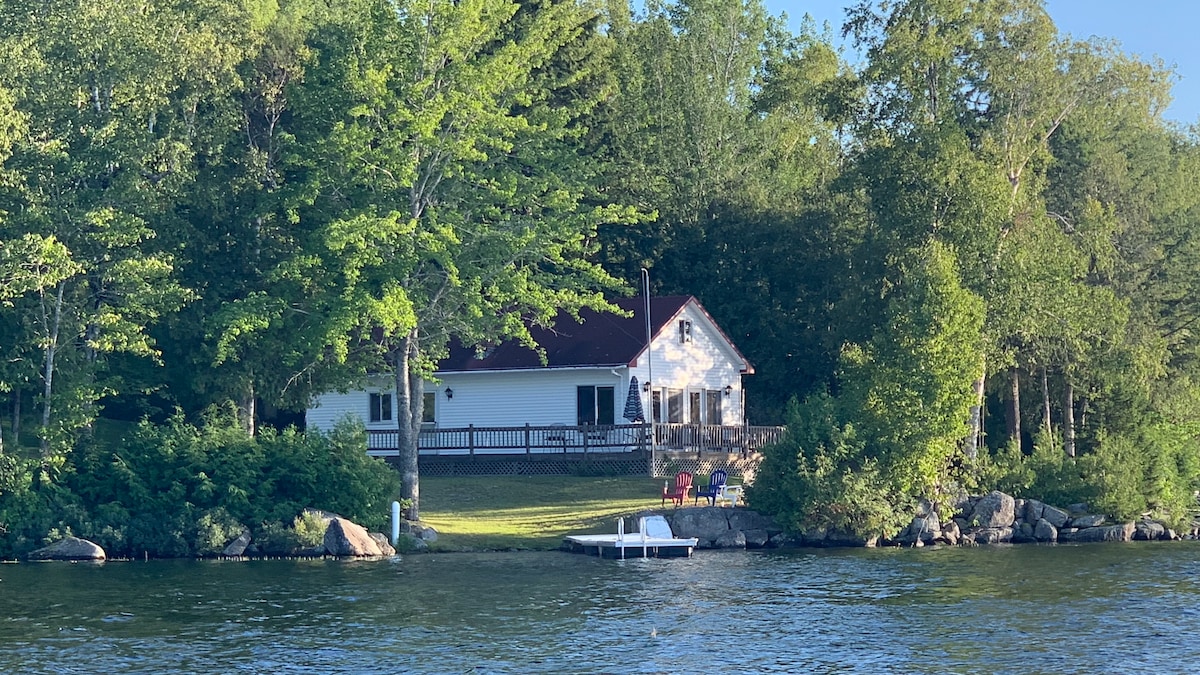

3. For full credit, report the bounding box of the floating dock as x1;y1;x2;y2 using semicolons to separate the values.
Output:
563;516;698;559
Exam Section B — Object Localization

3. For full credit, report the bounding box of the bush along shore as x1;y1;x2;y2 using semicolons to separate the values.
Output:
633;491;1187;552
796;490;1188;548
21;509;440;562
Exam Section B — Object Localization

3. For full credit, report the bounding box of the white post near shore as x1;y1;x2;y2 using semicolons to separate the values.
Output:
391;501;401;546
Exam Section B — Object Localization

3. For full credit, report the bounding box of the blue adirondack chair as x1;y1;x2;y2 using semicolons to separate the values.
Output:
694;469;728;506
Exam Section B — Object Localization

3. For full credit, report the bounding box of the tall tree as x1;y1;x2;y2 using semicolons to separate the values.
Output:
210;0;636;520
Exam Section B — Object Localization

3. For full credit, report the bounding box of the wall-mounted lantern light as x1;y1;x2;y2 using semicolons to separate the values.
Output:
445;388;454;399
642;381;651;393
724;385;733;397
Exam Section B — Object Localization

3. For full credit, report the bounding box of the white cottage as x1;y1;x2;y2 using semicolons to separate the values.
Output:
306;296;758;456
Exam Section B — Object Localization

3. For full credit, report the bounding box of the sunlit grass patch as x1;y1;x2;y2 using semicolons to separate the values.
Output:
419;475;671;551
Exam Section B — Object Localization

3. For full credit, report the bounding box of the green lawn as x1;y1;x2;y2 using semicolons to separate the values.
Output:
418;475;674;551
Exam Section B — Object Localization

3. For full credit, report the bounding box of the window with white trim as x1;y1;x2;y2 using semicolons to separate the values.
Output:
689;391;702;424
422;392;436;426
369;392;392;423
706;390;723;425
576;386;615;425
667;388;684;423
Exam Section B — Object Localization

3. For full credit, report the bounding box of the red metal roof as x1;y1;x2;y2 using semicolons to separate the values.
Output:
437;295;748;372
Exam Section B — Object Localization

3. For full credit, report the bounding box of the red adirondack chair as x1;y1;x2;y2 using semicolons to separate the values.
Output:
661;471;693;507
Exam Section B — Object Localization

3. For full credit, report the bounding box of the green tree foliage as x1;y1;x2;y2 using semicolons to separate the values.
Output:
0;411;399;558
284;0;636;519
0;0;1198;546
753;242;984;538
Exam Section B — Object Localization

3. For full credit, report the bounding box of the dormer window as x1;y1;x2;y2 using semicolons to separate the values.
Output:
679;320;693;343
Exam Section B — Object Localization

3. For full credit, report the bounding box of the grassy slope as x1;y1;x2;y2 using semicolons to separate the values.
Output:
419;475;675;551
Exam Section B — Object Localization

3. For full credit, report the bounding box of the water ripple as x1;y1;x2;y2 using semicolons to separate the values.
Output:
2;544;1200;673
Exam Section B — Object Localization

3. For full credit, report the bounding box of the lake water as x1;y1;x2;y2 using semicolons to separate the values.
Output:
3;543;1200;674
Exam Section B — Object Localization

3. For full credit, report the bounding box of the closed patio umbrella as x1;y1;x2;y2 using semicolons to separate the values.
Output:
623;376;645;422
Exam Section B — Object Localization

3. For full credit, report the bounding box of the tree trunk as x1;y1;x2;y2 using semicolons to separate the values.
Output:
1005;367;1021;450
394;329;421;521
40;281;66;456
964;362;986;459
1064;379;1076;458
1041;366;1051;433
239;380;256;437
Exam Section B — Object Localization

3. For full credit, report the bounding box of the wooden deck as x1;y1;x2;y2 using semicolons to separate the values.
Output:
367;423;784;457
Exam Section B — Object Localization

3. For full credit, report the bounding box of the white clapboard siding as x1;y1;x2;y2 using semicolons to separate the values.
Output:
628;301;747;425
305;298;751;434
432;368;625;428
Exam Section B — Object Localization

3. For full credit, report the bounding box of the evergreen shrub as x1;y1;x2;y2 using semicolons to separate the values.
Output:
0;408;400;559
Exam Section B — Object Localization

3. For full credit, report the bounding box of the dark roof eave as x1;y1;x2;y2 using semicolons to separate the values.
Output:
435;363;630;375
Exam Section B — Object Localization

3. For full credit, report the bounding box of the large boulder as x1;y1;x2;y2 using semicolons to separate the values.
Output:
900;512;941;544
1024;499;1045;524
1013;522;1036;544
413;524;439;543
1034;518;1058;542
1134;521;1166;541
1041;504;1070;528
1059;522;1135;543
222;530;252;557
28;536;106;561
726;510;776;533
714;530;747;549
743;529;770;548
323;518;384;557
369;533;397;556
939;520;961;546
1069;514;1106;529
970;491;1016;528
669;507;731;543
973;526;1013;544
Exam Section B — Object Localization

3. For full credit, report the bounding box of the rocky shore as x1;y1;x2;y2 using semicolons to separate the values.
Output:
886;490;1179;547
22;510;438;562
650;490;1184;551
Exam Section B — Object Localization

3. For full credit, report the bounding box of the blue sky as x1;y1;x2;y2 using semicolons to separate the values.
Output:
763;0;1199;125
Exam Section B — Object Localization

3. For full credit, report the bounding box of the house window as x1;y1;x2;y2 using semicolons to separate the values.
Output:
706;390;723;425
422;392;436;426
369;392;392;423
667;388;684;423
652;390;663;423
679;320;693;343
577;386;615;425
689;391;702;424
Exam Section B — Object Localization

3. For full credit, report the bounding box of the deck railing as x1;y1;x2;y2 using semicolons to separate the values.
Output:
366;423;785;457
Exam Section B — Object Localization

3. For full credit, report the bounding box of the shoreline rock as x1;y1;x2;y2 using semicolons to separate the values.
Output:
788;490;1182;549
27;536;106;562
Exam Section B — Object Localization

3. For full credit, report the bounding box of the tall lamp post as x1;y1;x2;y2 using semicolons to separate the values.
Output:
641;268;655;475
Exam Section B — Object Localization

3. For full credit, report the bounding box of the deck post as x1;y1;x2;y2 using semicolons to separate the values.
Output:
468;424;475;457
583;427;589;455
524;423;531;455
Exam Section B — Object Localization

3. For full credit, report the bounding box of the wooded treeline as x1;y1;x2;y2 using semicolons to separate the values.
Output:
1;0;1198;534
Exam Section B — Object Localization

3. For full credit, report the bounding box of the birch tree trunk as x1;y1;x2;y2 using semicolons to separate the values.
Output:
1041;366;1051;432
1064;380;1076;457
965;364;986;459
394;329;421;521
39;281;66;456
239;380;256;437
